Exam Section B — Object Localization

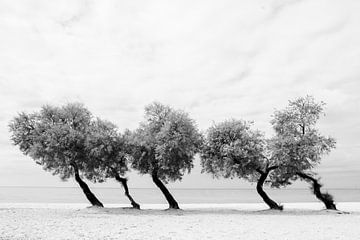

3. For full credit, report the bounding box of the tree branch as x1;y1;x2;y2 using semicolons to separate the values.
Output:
267;165;279;172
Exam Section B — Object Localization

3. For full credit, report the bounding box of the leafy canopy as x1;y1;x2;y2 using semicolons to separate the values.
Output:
269;95;336;186
200;119;268;181
9;103;126;181
82;119;129;182
128;102;203;183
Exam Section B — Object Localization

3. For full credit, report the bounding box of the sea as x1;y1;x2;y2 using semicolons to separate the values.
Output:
0;187;359;204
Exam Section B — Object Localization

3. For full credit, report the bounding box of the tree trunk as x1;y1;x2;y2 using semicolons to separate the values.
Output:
72;164;104;207
114;173;140;209
151;171;179;209
297;172;337;210
256;167;283;210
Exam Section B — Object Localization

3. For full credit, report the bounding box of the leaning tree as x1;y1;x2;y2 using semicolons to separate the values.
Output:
9;103;104;207
200;119;283;210
269;95;337;210
127;102;203;209
83;119;140;209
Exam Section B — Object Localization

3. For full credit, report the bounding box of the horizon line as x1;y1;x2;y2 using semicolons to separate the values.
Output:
0;186;358;190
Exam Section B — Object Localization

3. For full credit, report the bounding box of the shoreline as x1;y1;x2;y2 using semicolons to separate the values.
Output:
1;202;359;212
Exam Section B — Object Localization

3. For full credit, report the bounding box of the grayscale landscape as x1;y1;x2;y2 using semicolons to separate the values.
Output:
0;0;359;239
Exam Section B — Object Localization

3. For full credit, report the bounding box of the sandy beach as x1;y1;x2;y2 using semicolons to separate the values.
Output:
1;202;359;240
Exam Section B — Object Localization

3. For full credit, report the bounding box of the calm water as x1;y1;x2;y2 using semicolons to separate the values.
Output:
0;187;359;204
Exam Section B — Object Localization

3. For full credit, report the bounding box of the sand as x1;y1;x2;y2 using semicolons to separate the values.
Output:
0;202;359;240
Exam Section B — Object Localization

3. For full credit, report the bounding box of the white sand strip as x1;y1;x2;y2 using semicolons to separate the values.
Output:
0;202;359;240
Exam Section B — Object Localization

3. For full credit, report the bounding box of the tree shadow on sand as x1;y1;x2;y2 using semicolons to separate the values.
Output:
79;206;352;216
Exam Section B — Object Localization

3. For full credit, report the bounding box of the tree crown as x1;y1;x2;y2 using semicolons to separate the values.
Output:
200;119;268;181
269;96;336;187
82;119;129;182
9;103;129;182
128;102;203;183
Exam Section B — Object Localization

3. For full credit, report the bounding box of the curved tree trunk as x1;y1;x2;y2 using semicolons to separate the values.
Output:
256;167;283;210
151;171;179;209
297;172;337;210
114;173;140;209
72;164;104;207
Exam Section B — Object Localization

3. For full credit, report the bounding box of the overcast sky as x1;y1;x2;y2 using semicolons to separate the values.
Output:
0;0;359;189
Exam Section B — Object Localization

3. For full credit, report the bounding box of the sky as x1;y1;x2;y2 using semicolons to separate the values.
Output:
0;0;359;189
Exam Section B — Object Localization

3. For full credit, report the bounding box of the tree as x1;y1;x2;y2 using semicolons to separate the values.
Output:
200;120;283;210
9;103;104;207
270;95;337;210
83;119;140;209
127;102;203;209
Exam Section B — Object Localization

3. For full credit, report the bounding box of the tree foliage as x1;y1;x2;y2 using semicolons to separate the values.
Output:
269;95;336;187
81;119;129;182
9;103;131;182
9;103;94;180
200;119;284;209
128;102;203;183
200;119;268;180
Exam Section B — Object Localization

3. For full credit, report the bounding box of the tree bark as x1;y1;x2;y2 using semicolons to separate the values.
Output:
256;167;283;210
114;173;140;209
297;172;337;210
151;171;180;209
72;164;104;207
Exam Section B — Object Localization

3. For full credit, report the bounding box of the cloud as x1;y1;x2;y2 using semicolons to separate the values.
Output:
0;0;359;188
265;0;306;21
222;69;252;85
56;0;92;29
309;20;348;39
